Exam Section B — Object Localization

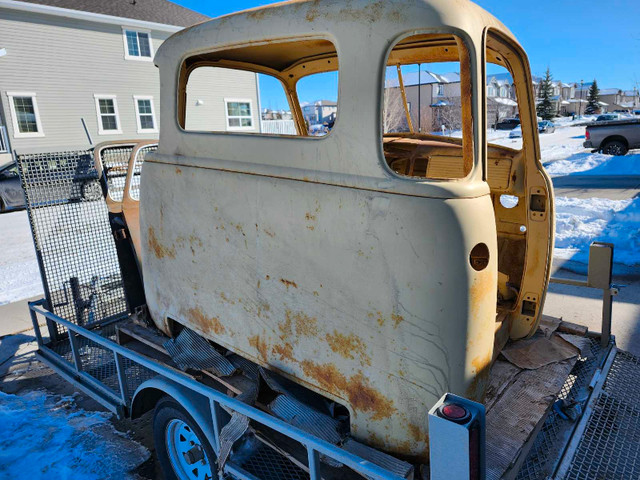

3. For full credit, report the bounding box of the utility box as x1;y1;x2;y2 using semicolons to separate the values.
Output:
428;393;486;480
588;242;614;290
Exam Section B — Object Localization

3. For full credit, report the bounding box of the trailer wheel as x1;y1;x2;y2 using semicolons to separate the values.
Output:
154;396;217;480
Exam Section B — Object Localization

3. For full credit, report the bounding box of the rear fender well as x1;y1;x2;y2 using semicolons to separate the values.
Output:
130;377;216;448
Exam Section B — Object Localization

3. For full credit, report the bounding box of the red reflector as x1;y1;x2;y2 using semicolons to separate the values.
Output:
586;129;590;140
442;404;468;420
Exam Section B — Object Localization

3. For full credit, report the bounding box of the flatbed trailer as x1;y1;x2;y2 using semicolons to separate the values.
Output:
25;261;640;480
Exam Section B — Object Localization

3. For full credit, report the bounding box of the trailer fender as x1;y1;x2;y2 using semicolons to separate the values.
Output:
131;376;217;449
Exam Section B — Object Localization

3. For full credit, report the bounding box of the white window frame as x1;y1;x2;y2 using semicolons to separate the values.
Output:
436;84;444;97
133;95;158;133
224;98;254;131
6;92;44;138
122;27;154;61
94;94;122;135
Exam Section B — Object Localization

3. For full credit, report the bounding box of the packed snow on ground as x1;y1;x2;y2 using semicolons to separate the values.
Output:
555;196;640;268
0;390;149;479
0;211;43;306
544;151;640;177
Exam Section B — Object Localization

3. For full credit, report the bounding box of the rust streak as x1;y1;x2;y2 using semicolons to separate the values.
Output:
147;227;176;259
249;335;268;362
280;278;298;289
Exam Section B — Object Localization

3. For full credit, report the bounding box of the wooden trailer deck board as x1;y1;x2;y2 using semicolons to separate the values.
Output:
484;334;590;480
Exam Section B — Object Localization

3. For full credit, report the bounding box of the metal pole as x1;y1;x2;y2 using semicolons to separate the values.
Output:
601;287;613;348
579;80;584;117
396;65;414;133
418;63;421;132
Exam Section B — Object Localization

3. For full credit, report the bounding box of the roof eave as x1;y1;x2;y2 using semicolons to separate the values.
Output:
0;0;184;32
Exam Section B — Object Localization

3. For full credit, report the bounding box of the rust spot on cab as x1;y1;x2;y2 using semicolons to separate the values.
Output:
272;342;294;362
391;313;404;328
175;167;182;175
249;335;268;362
263;229;276;238
300;361;396;421
280;278;298;289
188;307;225;336
285;310;318;336
147;227;176;259
325;330;371;366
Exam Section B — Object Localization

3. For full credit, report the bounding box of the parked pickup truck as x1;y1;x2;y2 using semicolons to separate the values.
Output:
584;118;640;155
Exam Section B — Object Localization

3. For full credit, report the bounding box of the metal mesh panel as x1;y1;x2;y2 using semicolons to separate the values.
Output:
563;351;640;480
130;144;157;201
238;442;309;480
516;338;604;480
98;145;133;202
16;150;128;337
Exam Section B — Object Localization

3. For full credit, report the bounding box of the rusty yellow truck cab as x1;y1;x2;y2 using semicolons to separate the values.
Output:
140;0;553;461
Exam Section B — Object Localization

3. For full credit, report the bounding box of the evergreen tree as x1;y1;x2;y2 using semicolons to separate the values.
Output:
536;68;556;120
585;79;600;114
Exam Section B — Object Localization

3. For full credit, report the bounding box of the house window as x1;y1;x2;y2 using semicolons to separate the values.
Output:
123;28;153;60
6;92;44;138
500;86;508;97
133;96;157;133
487;86;496;97
437;84;444;96
225;99;253;130
94;95;122;135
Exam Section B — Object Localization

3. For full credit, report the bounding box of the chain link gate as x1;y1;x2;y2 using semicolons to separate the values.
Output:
15;146;150;341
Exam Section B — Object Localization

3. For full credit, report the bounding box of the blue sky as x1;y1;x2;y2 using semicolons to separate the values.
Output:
176;0;640;109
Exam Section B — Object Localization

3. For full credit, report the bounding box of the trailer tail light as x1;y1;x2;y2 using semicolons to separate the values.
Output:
586;129;590;140
429;394;486;480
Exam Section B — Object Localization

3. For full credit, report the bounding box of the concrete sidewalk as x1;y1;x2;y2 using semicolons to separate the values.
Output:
0;296;45;338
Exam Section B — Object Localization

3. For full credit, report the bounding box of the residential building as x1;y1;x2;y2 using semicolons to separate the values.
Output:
302;100;337;126
0;0;261;162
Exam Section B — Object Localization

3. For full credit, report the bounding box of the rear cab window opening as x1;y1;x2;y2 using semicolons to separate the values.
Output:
180;38;339;138
382;33;475;181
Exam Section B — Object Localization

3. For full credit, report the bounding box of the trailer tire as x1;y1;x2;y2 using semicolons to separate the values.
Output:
153;396;217;480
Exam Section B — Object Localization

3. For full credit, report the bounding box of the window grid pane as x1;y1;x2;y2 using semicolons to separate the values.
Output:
14;97;38;133
99;99;115;114
138;33;151;57
140;115;154;130
126;31;139;56
101;115;117;131
137;99;152;114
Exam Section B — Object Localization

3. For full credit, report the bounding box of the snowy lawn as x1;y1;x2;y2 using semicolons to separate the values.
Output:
0;390;148;479
554;197;640;268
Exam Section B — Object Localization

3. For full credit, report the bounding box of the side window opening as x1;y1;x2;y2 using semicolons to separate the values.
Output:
181;38;339;138
382;34;474;180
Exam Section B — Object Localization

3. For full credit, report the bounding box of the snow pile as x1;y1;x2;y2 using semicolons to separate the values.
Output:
0;390;149;479
544;152;640;177
554;196;640;268
0;211;43;305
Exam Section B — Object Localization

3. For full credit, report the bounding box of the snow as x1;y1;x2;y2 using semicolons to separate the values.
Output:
0;390;149;479
554;196;640;268
0;211;43;306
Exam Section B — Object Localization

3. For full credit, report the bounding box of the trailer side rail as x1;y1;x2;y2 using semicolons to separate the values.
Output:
28;299;406;480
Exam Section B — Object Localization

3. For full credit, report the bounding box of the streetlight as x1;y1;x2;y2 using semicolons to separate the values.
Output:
579;79;584;118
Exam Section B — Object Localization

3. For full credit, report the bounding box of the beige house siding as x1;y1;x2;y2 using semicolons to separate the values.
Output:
0;7;256;153
185;67;260;133
0;8;171;152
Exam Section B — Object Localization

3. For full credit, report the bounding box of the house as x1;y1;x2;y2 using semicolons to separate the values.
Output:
0;0;262;163
385;70;461;132
302;100;337;126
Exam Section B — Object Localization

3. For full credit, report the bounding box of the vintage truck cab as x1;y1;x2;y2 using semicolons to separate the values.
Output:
138;0;554;462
